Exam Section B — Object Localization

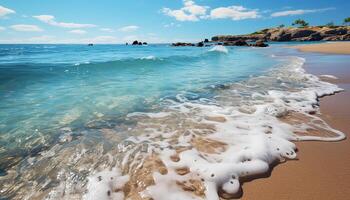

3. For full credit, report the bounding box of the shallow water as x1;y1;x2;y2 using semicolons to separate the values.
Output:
0;43;347;200
0;44;275;167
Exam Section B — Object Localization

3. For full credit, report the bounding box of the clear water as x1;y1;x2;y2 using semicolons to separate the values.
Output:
0;44;277;172
1;43;348;199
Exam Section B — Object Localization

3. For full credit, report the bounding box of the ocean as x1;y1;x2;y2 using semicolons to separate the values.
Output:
0;44;345;199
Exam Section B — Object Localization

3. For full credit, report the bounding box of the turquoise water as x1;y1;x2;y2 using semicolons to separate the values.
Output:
2;43;349;199
0;44;279;173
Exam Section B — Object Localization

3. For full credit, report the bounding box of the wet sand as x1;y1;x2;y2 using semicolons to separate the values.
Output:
241;50;350;199
292;42;350;54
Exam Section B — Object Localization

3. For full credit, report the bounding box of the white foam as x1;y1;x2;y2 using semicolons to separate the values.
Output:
319;74;338;79
209;46;228;54
84;168;129;200
82;56;345;200
141;55;156;60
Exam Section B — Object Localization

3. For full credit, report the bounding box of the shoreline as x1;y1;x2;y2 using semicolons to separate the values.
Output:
241;43;350;199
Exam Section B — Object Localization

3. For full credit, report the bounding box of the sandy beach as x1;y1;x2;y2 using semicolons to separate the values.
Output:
242;42;350;199
292;42;350;54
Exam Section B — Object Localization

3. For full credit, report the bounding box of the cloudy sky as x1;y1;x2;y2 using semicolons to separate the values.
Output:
0;0;349;44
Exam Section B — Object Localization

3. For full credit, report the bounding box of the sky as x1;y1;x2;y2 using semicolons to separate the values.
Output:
0;0;349;44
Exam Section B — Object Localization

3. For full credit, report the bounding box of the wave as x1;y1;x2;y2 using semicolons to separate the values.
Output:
82;56;345;199
209;45;229;54
0;54;345;200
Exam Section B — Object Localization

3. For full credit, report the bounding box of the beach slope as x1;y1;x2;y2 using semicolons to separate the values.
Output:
292;42;350;54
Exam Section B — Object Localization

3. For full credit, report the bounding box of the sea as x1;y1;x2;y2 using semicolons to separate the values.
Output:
0;43;347;200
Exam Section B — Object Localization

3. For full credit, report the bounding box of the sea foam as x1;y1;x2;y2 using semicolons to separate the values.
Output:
82;56;345;200
1;54;345;200
209;45;228;54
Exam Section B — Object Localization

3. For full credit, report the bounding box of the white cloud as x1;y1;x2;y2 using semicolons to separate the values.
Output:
161;0;208;21
69;29;87;34
33;15;96;28
0;26;6;31
271;8;335;17
0;5;15;18
118;25;139;32
10;24;43;32
210;6;260;20
100;28;114;32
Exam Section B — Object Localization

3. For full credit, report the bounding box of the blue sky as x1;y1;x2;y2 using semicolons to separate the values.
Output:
0;0;349;44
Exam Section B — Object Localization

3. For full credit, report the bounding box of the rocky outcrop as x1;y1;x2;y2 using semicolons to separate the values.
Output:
197;42;204;47
132;40;147;45
250;40;269;47
171;42;195;47
223;40;248;46
212;26;350;42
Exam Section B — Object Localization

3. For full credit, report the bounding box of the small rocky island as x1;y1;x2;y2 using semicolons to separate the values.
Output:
172;24;350;48
131;40;148;45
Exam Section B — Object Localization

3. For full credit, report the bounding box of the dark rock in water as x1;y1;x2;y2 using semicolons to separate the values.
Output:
88;43;93;46
223;39;248;46
251;40;268;47
204;38;209;43
132;40;139;45
171;42;195;47
197;42;204;47
138;42;142;45
143;42;148;45
126;42;129;45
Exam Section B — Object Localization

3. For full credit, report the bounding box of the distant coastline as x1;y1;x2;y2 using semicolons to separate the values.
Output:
170;25;350;47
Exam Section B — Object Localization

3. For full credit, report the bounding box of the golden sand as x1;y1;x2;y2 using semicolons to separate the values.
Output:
292;42;350;54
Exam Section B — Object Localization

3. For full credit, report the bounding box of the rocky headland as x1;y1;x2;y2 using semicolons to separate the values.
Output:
172;26;350;47
212;26;350;42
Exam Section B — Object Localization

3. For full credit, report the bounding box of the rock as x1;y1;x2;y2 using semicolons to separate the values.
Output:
204;38;209;43
341;34;350;40
143;42;148;45
290;29;316;38
132;40;139;45
323;28;347;35
223;40;248;46
251;40;269;47
171;42;195;47
138;42;142;45
269;29;291;41
308;32;323;41
197;42;204;47
88;43;93;46
212;26;350;43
